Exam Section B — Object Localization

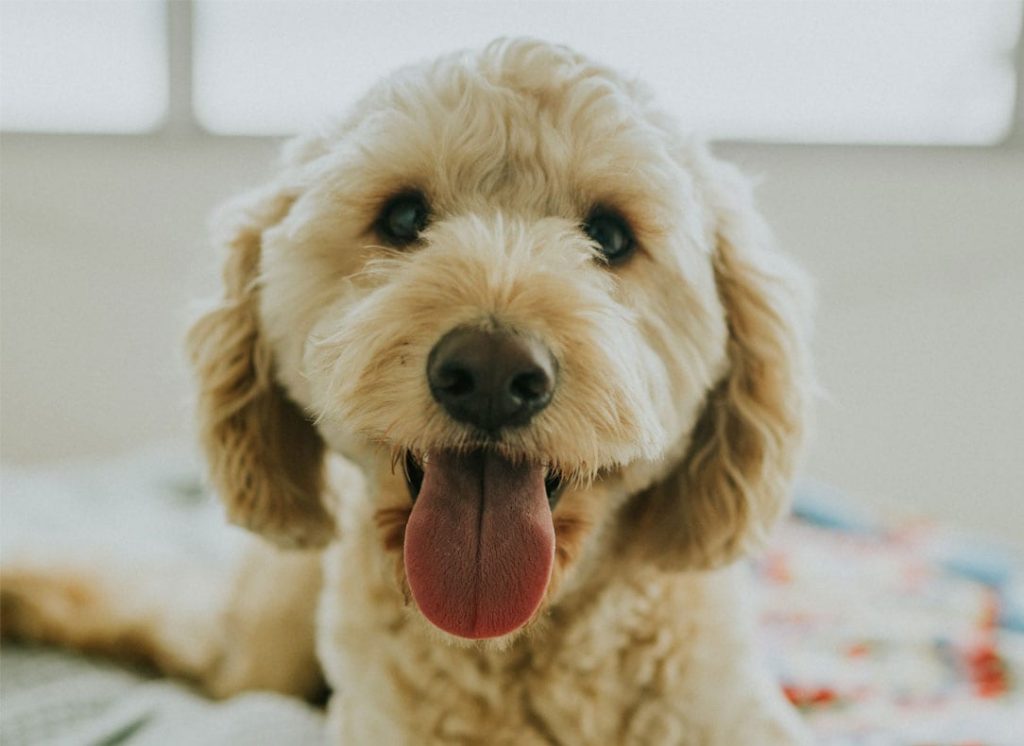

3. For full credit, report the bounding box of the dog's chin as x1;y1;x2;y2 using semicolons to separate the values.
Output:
408;604;548;652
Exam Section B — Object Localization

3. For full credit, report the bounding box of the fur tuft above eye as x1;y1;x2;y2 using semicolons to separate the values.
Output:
584;209;635;265
377;192;430;245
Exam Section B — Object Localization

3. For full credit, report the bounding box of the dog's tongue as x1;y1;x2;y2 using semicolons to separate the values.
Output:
403;451;554;639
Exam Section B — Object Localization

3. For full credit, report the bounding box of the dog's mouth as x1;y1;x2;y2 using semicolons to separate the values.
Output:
404;451;564;508
401;449;563;640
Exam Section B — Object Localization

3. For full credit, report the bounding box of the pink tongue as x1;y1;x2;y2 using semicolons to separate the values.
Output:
403;451;555;639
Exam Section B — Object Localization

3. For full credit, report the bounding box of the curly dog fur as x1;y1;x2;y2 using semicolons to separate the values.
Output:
2;39;812;744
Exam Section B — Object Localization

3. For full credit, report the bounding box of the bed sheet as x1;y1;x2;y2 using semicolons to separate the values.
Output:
759;485;1023;745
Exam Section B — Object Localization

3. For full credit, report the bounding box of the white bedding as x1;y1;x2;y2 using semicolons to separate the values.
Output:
1;444;327;745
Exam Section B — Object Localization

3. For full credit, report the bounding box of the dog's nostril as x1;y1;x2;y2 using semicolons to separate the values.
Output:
509;369;551;403
437;365;475;397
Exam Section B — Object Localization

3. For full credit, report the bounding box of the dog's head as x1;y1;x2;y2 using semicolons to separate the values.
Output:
188;39;811;643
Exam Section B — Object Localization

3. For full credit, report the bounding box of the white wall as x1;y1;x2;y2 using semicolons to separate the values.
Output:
721;144;1023;547
2;134;1022;545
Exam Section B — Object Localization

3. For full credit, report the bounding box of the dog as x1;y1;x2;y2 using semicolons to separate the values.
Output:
2;39;812;744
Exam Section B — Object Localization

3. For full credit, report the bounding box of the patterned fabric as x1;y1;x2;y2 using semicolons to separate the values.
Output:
758;486;1024;745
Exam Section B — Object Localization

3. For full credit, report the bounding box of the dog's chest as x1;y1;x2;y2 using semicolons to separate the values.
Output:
319;541;699;745
327;619;685;744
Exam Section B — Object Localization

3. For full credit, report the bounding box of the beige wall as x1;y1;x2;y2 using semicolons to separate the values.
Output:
2;134;1021;545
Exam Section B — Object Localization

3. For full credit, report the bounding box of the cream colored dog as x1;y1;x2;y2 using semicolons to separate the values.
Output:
3;39;812;744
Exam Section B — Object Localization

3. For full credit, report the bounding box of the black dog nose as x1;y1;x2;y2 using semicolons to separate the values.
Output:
427;326;556;432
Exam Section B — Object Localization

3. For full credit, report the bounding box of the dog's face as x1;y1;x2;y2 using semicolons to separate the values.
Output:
189;40;810;643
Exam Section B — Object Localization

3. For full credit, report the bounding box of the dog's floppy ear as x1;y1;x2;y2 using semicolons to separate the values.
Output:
628;157;811;570
187;179;335;549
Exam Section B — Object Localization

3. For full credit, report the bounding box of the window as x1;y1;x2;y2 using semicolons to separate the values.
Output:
193;0;1023;144
1;0;167;133
4;0;1022;145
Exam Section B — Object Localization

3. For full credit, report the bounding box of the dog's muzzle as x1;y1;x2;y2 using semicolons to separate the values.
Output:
400;325;562;640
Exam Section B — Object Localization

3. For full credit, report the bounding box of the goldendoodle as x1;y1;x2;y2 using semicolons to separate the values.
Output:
3;38;813;744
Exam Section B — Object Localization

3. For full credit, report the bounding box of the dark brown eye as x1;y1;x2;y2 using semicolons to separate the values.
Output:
584;210;635;264
378;192;429;244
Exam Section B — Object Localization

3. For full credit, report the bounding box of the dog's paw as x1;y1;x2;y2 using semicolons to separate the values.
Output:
0;562;94;644
726;708;813;746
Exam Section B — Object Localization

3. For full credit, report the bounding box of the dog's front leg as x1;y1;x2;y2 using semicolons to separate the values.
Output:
692;666;811;746
649;569;812;746
1;537;324;701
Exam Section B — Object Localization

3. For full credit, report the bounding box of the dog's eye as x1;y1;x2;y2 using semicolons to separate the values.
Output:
378;193;429;245
584;211;635;264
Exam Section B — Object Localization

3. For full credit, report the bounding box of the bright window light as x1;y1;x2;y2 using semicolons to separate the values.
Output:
193;0;1022;144
1;0;167;133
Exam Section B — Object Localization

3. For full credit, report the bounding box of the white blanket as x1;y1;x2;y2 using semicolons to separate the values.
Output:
0;444;327;745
